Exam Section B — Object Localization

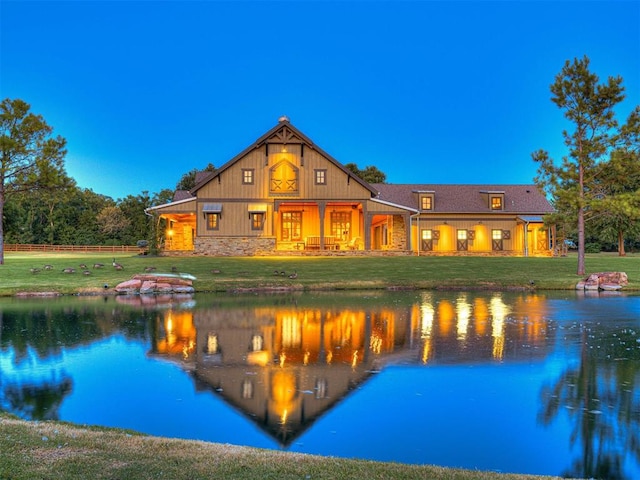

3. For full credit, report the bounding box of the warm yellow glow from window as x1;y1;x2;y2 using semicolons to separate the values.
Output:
422;229;432;240
247;350;270;366
207;334;218;354
370;335;383;354
456;296;471;341
490;296;509;360
474;298;489;336
438;301;455;336
457;229;467;240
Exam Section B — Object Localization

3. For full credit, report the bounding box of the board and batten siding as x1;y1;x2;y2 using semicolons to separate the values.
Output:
196;144;372;202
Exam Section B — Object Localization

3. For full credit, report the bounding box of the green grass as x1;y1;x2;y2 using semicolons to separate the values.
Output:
0;413;562;480
1;251;638;296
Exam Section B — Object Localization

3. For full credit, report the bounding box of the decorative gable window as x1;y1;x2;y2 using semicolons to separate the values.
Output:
242;169;254;185
315;169;327;185
270;160;299;195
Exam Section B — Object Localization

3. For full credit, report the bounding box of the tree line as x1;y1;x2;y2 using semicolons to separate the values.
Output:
1;56;639;271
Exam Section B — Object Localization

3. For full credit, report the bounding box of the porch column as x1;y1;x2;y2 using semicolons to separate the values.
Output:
318;202;326;249
403;213;411;251
363;206;371;250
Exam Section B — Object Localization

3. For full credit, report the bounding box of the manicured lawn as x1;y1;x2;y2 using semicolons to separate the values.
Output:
0;251;638;296
0;413;561;480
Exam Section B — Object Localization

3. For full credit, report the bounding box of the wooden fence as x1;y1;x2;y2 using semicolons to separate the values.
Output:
4;244;140;253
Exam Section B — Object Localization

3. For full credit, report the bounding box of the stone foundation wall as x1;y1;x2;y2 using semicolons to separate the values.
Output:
195;237;276;256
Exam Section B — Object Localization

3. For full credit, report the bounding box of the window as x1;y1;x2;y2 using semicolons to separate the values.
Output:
270;161;298;194
315;169;327;185
420;195;433;210
206;213;219;230
330;211;350;240
242;169;254;185
421;229;433;251
281;211;302;241
492;229;503;251
457;229;468;251
250;335;264;352
251;212;264;230
491;196;503;210
206;334;219;354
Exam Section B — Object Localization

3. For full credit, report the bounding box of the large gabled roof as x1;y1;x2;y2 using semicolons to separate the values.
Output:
191;118;378;196
371;183;554;214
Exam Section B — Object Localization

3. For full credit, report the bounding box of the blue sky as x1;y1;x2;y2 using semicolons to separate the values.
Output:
2;1;639;201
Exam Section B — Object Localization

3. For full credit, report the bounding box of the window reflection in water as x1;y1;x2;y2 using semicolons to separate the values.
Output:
147;292;551;444
2;291;638;479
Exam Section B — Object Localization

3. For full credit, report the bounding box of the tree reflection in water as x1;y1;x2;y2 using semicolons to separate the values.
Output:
538;322;640;480
0;292;639;479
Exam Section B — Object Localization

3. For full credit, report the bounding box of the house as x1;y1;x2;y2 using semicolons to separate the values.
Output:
146;117;555;256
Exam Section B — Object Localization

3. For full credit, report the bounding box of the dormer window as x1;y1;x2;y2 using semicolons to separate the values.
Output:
491;196;503;210
420;194;434;211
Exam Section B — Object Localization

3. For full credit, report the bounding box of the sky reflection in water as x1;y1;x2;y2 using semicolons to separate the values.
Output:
0;291;638;479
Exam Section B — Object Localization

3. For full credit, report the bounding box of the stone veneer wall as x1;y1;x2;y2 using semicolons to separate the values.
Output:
390;215;407;250
195;237;276;256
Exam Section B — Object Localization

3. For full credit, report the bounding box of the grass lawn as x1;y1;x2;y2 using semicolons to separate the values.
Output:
0;251;638;296
0;413;562;480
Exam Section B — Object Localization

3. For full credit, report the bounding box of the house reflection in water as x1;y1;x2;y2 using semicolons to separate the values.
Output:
149;293;551;445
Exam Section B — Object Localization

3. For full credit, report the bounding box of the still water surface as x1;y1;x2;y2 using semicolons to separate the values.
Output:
0;290;639;479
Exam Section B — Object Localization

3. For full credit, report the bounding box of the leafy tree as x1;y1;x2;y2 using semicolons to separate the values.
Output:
0;98;67;263
532;56;626;275
590;147;640;255
118;191;155;244
175;163;215;191
96;205;130;240
344;163;387;183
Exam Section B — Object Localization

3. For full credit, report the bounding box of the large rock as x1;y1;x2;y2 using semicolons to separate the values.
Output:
114;274;195;295
576;272;627;291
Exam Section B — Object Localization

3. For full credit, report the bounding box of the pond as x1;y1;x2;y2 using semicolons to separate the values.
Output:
1;290;639;479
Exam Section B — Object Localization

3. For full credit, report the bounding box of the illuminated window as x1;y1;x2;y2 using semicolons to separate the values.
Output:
420;195;433;210
315;169;327;185
281;211;302;241
206;334;219;354
491;196;503;210
242;169;254;185
457;230;467;240
492;229;503;251
270;161;298;194
330;211;350;239
251;213;264;230
250;335;264;352
206;213;219;230
421;229;433;251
